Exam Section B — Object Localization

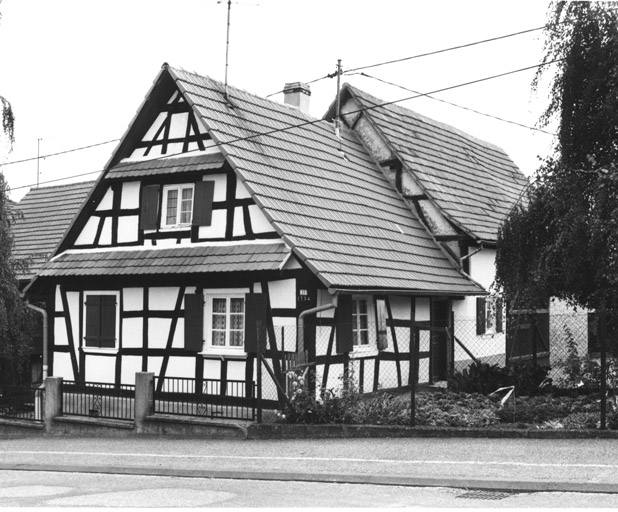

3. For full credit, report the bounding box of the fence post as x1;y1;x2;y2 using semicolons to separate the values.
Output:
600;311;607;430
135;372;154;432
43;376;63;433
257;321;263;424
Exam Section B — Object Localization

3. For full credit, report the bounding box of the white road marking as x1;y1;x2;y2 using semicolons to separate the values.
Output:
3;450;618;469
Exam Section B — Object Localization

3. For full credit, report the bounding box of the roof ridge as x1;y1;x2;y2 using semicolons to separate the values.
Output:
167;65;321;122
344;83;511;156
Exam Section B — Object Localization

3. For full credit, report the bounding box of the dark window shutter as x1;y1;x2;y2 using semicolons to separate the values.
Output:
496;298;503;333
140;185;160;230
336;295;354;354
192;181;215;227
98;295;117;348
85;295;102;347
184;294;204;351
476;297;486;335
244;293;268;353
375;298;388;350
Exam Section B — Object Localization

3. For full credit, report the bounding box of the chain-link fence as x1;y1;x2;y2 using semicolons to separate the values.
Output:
257;312;617;429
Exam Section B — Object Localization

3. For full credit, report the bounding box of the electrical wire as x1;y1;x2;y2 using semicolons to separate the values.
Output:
354;72;555;136
1;139;120;167
344;25;548;74
11;57;564;192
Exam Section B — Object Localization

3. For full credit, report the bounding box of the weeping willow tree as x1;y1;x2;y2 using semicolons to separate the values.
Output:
0;2;36;384
496;1;618;315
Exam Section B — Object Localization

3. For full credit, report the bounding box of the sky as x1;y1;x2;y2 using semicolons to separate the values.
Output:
0;0;556;201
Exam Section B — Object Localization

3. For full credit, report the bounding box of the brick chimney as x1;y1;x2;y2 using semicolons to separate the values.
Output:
283;82;311;114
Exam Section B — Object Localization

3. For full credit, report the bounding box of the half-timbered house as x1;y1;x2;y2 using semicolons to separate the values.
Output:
24;64;528;406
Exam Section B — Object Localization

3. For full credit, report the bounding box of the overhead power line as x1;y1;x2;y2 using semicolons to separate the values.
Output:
344;25;548;74
1;139;120;167
354;72;555;136
12;57;564;192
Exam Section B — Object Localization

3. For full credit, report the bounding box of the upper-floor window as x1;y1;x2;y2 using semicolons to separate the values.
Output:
162;184;194;228
352;298;370;346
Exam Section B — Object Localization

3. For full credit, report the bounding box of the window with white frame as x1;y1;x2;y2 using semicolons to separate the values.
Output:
162;184;194;228
352;298;370;346
476;297;503;335
205;294;245;351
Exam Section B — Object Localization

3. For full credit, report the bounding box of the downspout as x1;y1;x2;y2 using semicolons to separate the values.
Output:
26;301;48;381
297;294;338;353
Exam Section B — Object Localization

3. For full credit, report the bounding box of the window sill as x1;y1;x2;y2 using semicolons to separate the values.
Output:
350;346;378;359
82;347;119;355
200;349;246;359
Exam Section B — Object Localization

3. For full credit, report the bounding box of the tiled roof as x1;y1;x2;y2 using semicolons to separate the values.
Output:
342;85;529;243
12;182;95;281
39;243;289;277
166;67;481;294
107;153;225;178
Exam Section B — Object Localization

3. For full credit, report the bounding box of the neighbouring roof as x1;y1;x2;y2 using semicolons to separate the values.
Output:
39;243;289;277
106;153;225;179
162;67;481;295
340;85;529;243
12;182;95;282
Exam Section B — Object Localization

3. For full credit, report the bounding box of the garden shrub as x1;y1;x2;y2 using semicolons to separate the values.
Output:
414;390;500;427
449;361;549;397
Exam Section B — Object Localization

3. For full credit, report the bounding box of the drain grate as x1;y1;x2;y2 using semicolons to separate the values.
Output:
457;490;524;501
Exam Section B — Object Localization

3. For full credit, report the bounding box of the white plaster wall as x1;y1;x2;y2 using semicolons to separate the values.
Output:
401;172;423;196
235;180;252;199
208;173;227;202
282;255;302;271
121;356;143;384
418;200;456;236
117;216;139;244
469;248;496;291
416;299;430;321
143;113;166;141
54;321;68;346
121;182;140;209
148;318;172;349
123;288;143;311
149;287;180;310
85;355;115;384
268;279;295;309
121;318;143;349
165;356;195;379
148;356;165;377
53;353;73;380
227;360;245;382
74;217;99;246
203;359;222;380
169;112;189;139
66;292;81;349
97;188;114;211
99;217;112;245
233;207;245;237
249;205;274;234
198;210;227;238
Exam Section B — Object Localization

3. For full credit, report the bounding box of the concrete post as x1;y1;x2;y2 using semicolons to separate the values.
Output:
135;372;154;433
44;377;63;433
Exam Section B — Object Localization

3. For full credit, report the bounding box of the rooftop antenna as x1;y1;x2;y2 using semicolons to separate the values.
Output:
224;0;232;102
36;138;43;187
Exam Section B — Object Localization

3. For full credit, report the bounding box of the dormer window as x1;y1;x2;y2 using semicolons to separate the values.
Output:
162;184;194;228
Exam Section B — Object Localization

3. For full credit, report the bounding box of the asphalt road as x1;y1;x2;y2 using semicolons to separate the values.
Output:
1;436;618;507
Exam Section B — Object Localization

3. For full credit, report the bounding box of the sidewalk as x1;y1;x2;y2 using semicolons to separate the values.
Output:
1;435;617;495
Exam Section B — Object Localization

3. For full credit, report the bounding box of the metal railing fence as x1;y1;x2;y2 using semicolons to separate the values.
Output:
62;380;135;420
154;376;256;420
0;385;44;422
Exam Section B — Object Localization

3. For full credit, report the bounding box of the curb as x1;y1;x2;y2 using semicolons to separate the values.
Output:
1;463;617;495
247;423;618;440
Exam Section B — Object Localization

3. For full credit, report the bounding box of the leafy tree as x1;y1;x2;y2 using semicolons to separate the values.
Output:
0;2;35;384
496;1;618;315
